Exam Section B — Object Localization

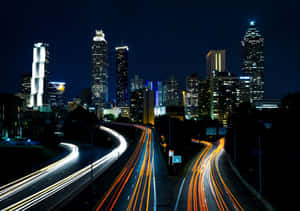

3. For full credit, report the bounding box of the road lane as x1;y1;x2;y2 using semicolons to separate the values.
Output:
95;125;157;211
1;125;126;210
177;138;245;211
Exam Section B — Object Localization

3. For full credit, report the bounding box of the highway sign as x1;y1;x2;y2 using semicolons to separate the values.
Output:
206;127;217;135
219;128;227;135
173;155;182;164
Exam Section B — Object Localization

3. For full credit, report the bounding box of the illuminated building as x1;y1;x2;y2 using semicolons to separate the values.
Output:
154;106;166;117
29;42;50;110
145;80;153;90
48;82;66;108
206;50;226;79
91;29;108;108
103;107;121;119
115;46;129;107
239;76;251;103
199;79;211;117
166;76;180;106
119;107;130;118
143;88;154;125
256;99;280;110
156;81;166;106
21;72;31;107
185;74;200;120
241;21;264;104
130;75;144;92
130;89;144;123
153;81;166;117
130;75;144;123
211;71;239;125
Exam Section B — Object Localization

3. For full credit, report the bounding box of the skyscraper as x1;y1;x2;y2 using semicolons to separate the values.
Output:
21;72;31;107
48;81;66;108
143;88;154;125
115;46;129;107
211;71;239;125
30;42;49;110
185;74;200;120
206;50;226;79
166;76;180;106
130;75;144;123
198;79;211;117
241;21;264;104
130;75;144;92
91;29;108;108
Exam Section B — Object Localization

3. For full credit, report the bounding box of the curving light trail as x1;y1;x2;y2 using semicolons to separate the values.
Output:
0;142;79;202
95;125;156;211
187;138;244;211
3;125;127;211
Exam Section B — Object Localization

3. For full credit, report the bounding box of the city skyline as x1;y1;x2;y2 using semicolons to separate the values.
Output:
1;1;300;101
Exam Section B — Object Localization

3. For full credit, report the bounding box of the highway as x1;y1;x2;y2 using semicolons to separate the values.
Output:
0;125;127;210
176;138;245;211
95;125;157;211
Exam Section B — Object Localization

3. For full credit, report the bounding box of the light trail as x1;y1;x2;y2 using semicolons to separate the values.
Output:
186;138;244;211
187;141;211;211
3;126;127;211
0;142;79;202
95;125;156;211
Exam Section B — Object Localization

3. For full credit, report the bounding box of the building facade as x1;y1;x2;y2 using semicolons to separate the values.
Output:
241;21;264;104
206;50;226;79
21;72;31;107
166;76;180;106
115;46;129;107
30;43;50;110
211;72;239;125
185;74;200;120
48;82;66;108
130;89;144;123
130;75;144;92
143;88;154;125
198;79;211;117
91;29;109;108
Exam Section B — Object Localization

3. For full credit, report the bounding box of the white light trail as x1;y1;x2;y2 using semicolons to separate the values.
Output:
0;143;78;202
3;126;128;211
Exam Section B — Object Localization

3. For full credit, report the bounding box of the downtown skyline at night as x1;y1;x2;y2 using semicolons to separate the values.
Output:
1;1;299;210
1;1;300;101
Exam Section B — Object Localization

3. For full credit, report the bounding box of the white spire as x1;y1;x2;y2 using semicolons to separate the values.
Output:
93;29;106;42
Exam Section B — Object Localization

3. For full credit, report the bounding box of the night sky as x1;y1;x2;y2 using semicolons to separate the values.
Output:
1;0;300;101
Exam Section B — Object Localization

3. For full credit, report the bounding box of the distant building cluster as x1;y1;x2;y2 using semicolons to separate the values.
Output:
19;42;66;112
82;21;267;126
10;21;274;127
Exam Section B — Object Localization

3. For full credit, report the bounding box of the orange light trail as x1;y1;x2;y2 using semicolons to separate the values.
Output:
186;138;244;211
95;125;154;211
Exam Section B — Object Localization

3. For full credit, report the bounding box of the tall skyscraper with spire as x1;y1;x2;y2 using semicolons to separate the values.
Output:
241;21;264;104
91;29;108;108
115;46;129;107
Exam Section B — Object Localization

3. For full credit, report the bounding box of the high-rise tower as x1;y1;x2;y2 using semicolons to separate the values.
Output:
241;21;264;103
166;76;180;106
206;50;226;79
30;42;49;109
115;46;129;107
185;74;200;120
91;29;108;108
